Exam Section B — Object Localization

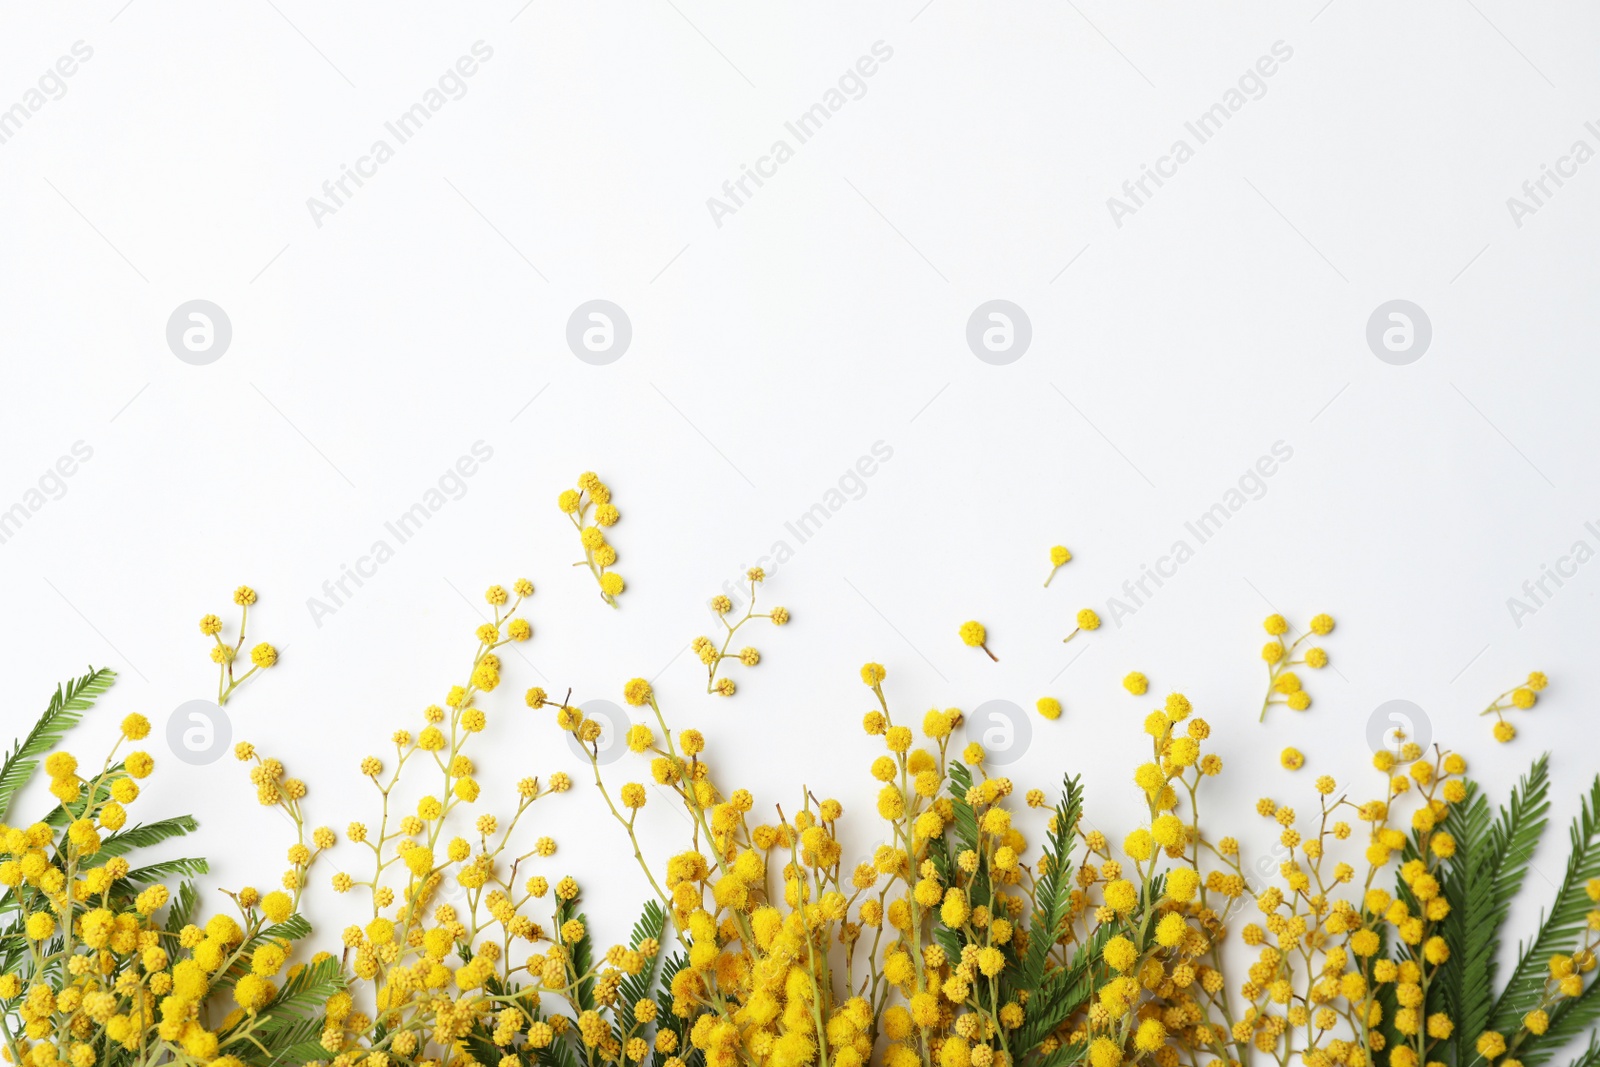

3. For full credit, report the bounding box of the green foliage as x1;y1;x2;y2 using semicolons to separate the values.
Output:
463;898;673;1067
557;894;598;1012
0;668;334;1067
165;879;202;932
0;666;115;822
1562;1033;1600;1067
1019;774;1083;992
614;899;670;1065
1436;759;1550;1064
120;856;212;886
1014;918;1120;1056
1424;759;1600;1067
944;761;992;938
92;814;202;859
1502;774;1600;1066
240;954;347;1062
1484;773;1600;1055
939;764;1105;1066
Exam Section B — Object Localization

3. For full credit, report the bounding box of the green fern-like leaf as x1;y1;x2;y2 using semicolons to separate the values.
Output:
119;857;211;885
90;814;200;860
1558;1032;1600;1067
651;952;705;1067
256;913;314;946
0;667;115;822
945;761;992;910
947;762;981;856
166;880;201;933
1014;919;1118;1055
1019;774;1083;993
1487;774;1600;1063
1537;977;1600;1066
265;1039;339;1067
253;955;346;1038
555;895;597;1013
1440;758;1548;1062
1031;1039;1087;1067
247;1012;334;1067
535;1029;581;1067
613;899;669;1063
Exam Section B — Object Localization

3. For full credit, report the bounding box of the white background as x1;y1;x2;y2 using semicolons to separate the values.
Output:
2;0;1599;1015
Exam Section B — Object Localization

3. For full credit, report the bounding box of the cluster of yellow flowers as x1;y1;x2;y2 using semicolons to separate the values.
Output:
553;662;1249;1067
311;579;672;1067
1257;613;1333;721
1074;690;1250;1067
12;551;1597;1067
231;742;335;905
1230;733;1599;1067
1478;672;1547;743
530;604;1593;1067
693;569;790;696
0;685;323;1067
556;672;875;1067
200;585;278;706
558;473;625;607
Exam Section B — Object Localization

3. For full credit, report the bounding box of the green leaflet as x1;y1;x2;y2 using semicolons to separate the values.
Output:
1031;1039;1088;1067
0;666;115;822
119;856;211;886
946;761;994;911
557;895;598;1012
1538;977;1600;1066
613;899;670;1066
1486;773;1600;1060
1014;919;1120;1054
1019;774;1083;993
250;955;346;1042
1561;1033;1600;1067
256;913;314;945
165;879;202;933
936;766;1114;1065
89;814;201;859
265;1039;339;1067
534;1031;582;1067
652;950;705;1067
1439;758;1550;1065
